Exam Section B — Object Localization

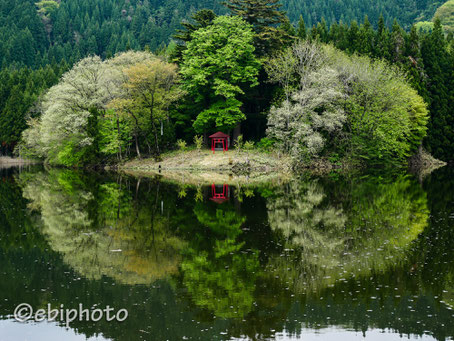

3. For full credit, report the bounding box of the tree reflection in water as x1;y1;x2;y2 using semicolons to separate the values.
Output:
180;198;260;319
1;168;453;340
20;169;186;285
266;174;429;293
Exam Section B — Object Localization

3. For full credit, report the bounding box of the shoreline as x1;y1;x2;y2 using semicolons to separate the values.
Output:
0;157;40;167
2;148;448;184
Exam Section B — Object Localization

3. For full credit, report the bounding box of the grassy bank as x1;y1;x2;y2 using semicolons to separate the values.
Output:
121;148;292;173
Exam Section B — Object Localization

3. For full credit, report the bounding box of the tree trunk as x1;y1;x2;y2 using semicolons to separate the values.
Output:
233;123;242;143
151;118;160;156
130;112;141;159
116;115;122;161
149;90;160;157
135;132;141;159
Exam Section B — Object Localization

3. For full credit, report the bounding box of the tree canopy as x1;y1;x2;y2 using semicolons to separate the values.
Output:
266;42;429;165
180;15;261;133
19;51;180;165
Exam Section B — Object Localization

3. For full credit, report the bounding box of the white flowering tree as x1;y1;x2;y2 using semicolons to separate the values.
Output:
267;66;346;159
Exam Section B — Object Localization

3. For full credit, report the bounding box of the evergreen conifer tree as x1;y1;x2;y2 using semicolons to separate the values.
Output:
223;0;287;54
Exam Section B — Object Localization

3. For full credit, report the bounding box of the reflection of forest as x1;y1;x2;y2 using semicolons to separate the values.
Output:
20;170;186;285
181;201;260;319
260;173;454;341
2;168;454;341
266;175;430;293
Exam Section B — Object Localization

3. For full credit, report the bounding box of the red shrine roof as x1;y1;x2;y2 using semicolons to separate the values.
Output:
209;131;229;138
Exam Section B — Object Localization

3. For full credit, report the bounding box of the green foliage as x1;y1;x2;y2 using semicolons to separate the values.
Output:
170;9;217;64
297;15;307;39
180;15;260;133
420;18;454;160
99;111;133;157
257;137;275;151
176;139;187;151
343;56;429;164
235;134;244;153
193;99;245;133
119;57;181;156
280;0;444;30
193;135;204;151
18;56;107;165
0;63;66;155
1;0;453;163
243;140;255;150
0;0;446;72
19;51;180;165
53;138;92;167
0;0;227;69
434;0;454;33
307;16;454;162
35;0;59;16
224;0;287;54
415;21;436;32
266;42;429;165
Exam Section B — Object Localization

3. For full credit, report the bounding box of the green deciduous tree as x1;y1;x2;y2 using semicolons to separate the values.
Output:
119;59;181;157
180;15;260;134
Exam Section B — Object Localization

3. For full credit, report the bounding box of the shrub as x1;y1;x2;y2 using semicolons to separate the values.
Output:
235;135;244;154
244;141;255;150
177;139;187;151
194;135;204;151
257;137;275;152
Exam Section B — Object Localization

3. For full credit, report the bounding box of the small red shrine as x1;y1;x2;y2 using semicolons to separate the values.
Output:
209;132;230;153
210;184;230;204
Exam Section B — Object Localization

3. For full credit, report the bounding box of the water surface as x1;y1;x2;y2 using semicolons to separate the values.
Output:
0;166;453;340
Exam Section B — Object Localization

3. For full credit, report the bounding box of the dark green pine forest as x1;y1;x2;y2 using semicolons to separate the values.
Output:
0;0;453;162
0;0;446;69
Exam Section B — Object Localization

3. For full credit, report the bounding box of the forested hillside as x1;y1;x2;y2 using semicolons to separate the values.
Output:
284;0;444;28
434;0;454;32
0;0;227;69
0;0;445;69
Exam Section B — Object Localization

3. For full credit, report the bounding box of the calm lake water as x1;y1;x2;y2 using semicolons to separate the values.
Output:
0;166;453;341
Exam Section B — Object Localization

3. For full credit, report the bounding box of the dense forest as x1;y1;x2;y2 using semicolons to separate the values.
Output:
0;0;447;69
0;0;453;164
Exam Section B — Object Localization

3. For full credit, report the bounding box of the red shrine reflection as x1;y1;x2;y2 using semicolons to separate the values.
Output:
210;184;230;204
